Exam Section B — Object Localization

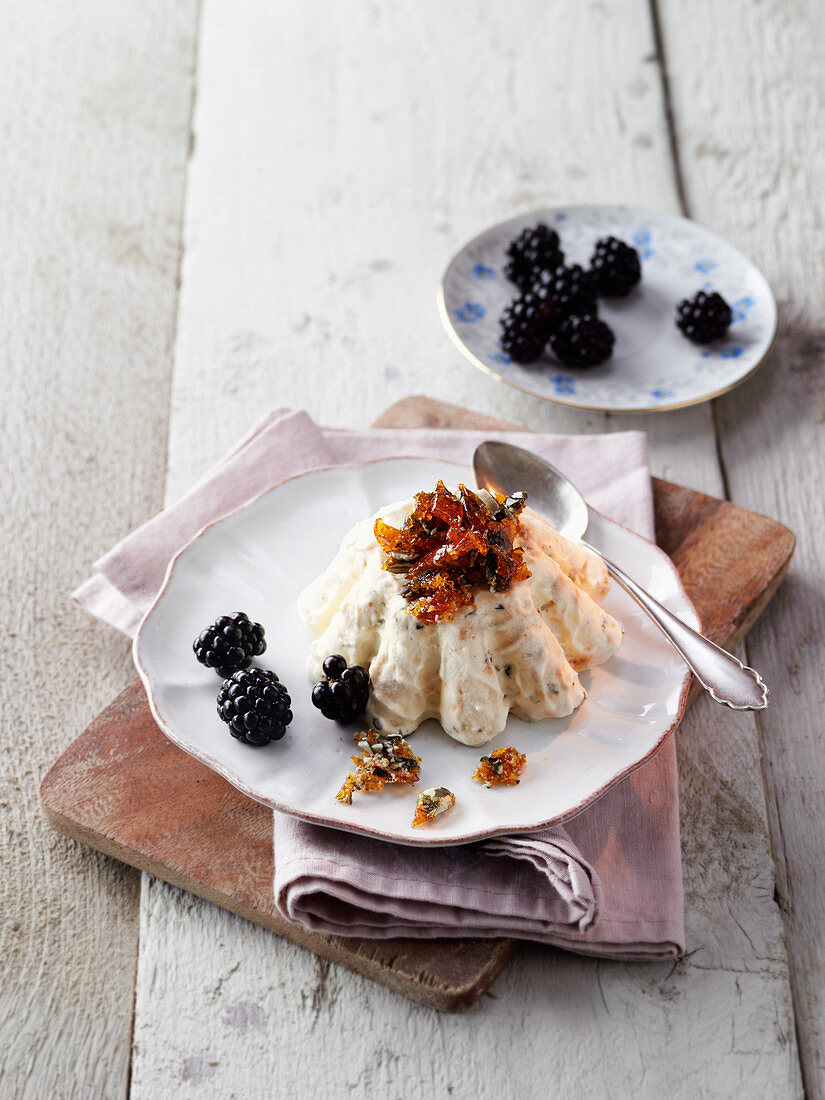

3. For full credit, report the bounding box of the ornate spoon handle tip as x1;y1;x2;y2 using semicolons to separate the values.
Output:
587;543;769;712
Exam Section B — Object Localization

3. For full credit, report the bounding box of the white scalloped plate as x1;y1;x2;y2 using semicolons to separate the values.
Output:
439;205;777;412
134;458;698;846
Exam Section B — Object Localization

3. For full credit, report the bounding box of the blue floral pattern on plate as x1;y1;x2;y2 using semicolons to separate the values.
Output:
631;228;654;260
455;302;485;323
731;296;755;322
694;257;718;273
439;205;777;411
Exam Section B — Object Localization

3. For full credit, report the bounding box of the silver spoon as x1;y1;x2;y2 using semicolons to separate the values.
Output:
473;440;769;711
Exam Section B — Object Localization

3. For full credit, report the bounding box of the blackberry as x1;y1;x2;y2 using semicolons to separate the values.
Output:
675;290;732;343
589;236;642;297
531;263;598;330
499;293;551;363
504;223;564;291
217;668;292;746
311;654;371;724
550;313;615;369
193;612;266;677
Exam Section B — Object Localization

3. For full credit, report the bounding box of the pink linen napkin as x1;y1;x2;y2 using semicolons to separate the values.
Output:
73;408;684;960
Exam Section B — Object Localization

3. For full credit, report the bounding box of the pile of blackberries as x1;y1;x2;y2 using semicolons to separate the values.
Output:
194;612;291;747
498;223;731;369
193;614;373;745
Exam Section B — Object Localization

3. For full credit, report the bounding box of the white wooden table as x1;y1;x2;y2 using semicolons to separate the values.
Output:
2;1;822;1096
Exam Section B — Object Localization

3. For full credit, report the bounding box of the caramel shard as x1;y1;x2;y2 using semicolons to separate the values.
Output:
336;729;421;805
472;746;527;788
374;480;530;624
411;786;456;827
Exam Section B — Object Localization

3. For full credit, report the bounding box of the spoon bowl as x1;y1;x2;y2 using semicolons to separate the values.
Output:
473;441;589;540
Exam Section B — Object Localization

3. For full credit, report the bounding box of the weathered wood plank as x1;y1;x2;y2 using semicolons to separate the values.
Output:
162;0;729;502
0;1;198;1096
659;0;825;1093
130;0;800;1096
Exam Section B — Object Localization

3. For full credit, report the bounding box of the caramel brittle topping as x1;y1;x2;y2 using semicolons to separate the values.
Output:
472;746;527;788
336;730;421;805
411;786;456;828
374;481;530;624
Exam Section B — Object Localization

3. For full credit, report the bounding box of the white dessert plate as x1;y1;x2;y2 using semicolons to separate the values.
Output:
134;457;698;847
439;205;777;412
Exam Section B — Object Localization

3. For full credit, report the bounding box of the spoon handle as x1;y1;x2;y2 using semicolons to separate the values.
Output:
584;542;770;711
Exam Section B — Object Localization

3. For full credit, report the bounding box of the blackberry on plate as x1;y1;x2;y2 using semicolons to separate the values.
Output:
550;313;615;369
589;236;642;297
504;223;564;291
531;263;598;330
499;292;551;363
311;654;371;724
675;290;732;344
217;668;292;746
193;612;266;677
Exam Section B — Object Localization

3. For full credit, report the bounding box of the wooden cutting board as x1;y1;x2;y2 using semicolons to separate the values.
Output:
39;396;795;1011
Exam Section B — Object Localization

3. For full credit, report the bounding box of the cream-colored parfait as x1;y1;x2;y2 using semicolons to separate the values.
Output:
298;483;622;748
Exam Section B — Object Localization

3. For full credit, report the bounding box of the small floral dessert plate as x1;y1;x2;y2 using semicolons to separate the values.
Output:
134;458;698;846
439;205;777;412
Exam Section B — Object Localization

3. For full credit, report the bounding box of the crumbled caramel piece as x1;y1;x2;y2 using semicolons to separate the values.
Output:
472;746;527;787
336;730;421;805
373;480;530;624
411;787;456;827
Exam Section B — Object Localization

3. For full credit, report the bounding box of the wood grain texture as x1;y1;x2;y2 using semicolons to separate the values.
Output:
0;2;198;1096
162;0;729;503
659;1;825;1092
119;0;803;1094
4;0;815;1091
